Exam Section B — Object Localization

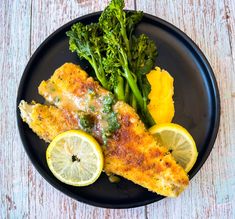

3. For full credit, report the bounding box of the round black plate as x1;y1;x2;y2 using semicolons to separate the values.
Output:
17;12;220;208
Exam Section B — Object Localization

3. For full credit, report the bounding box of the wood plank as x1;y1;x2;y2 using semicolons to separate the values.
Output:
136;0;235;218
0;0;32;218
1;0;234;217
224;0;235;94
30;0;137;54
28;0;145;218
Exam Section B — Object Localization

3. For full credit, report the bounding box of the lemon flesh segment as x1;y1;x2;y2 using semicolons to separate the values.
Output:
149;123;198;172
46;130;104;186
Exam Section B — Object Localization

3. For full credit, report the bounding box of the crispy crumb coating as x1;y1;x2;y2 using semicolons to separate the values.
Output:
20;63;189;197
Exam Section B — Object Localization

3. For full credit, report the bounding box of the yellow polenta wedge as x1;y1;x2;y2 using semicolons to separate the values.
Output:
147;67;175;124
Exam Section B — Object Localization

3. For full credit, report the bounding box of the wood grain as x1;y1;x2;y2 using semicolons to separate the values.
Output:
0;0;32;218
136;0;235;218
0;0;234;218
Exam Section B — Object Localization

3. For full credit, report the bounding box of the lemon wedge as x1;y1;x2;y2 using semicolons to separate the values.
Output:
46;130;103;186
149;123;198;172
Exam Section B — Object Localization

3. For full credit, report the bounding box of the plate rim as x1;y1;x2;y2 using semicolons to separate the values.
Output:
16;11;220;209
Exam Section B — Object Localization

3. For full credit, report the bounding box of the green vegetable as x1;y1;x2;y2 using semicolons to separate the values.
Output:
99;0;144;110
66;0;157;127
66;23;109;90
131;34;157;125
126;11;143;39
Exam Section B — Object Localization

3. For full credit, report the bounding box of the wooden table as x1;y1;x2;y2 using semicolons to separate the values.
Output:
1;0;235;218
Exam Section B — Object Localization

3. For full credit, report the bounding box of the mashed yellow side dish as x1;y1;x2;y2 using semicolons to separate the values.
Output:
147;67;175;124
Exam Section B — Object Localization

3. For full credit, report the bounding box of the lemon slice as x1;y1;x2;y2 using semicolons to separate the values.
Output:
46;130;103;186
149;123;198;172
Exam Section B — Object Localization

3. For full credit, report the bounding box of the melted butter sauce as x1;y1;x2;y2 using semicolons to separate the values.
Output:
45;82;120;145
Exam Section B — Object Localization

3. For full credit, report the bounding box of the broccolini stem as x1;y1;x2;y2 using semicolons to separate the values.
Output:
96;49;109;89
121;27;132;63
90;55;109;90
131;93;137;111
114;6;132;63
144;109;155;126
124;80;130;102
142;93;155;126
124;67;144;109
114;75;125;101
118;47;144;109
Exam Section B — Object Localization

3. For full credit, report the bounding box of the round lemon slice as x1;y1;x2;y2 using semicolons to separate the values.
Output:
46;130;103;186
149;123;198;172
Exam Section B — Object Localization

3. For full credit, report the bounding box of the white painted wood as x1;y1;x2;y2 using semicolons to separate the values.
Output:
0;0;32;218
1;0;234;218
224;0;235;95
136;0;235;218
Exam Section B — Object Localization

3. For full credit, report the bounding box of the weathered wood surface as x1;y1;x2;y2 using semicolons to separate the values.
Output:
0;0;234;218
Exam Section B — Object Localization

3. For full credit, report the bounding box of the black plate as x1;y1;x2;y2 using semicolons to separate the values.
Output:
16;12;220;208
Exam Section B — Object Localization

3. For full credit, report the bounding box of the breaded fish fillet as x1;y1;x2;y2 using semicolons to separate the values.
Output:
19;100;79;142
20;63;189;197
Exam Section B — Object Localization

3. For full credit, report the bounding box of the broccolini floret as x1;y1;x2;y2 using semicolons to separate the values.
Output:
66;0;157;127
